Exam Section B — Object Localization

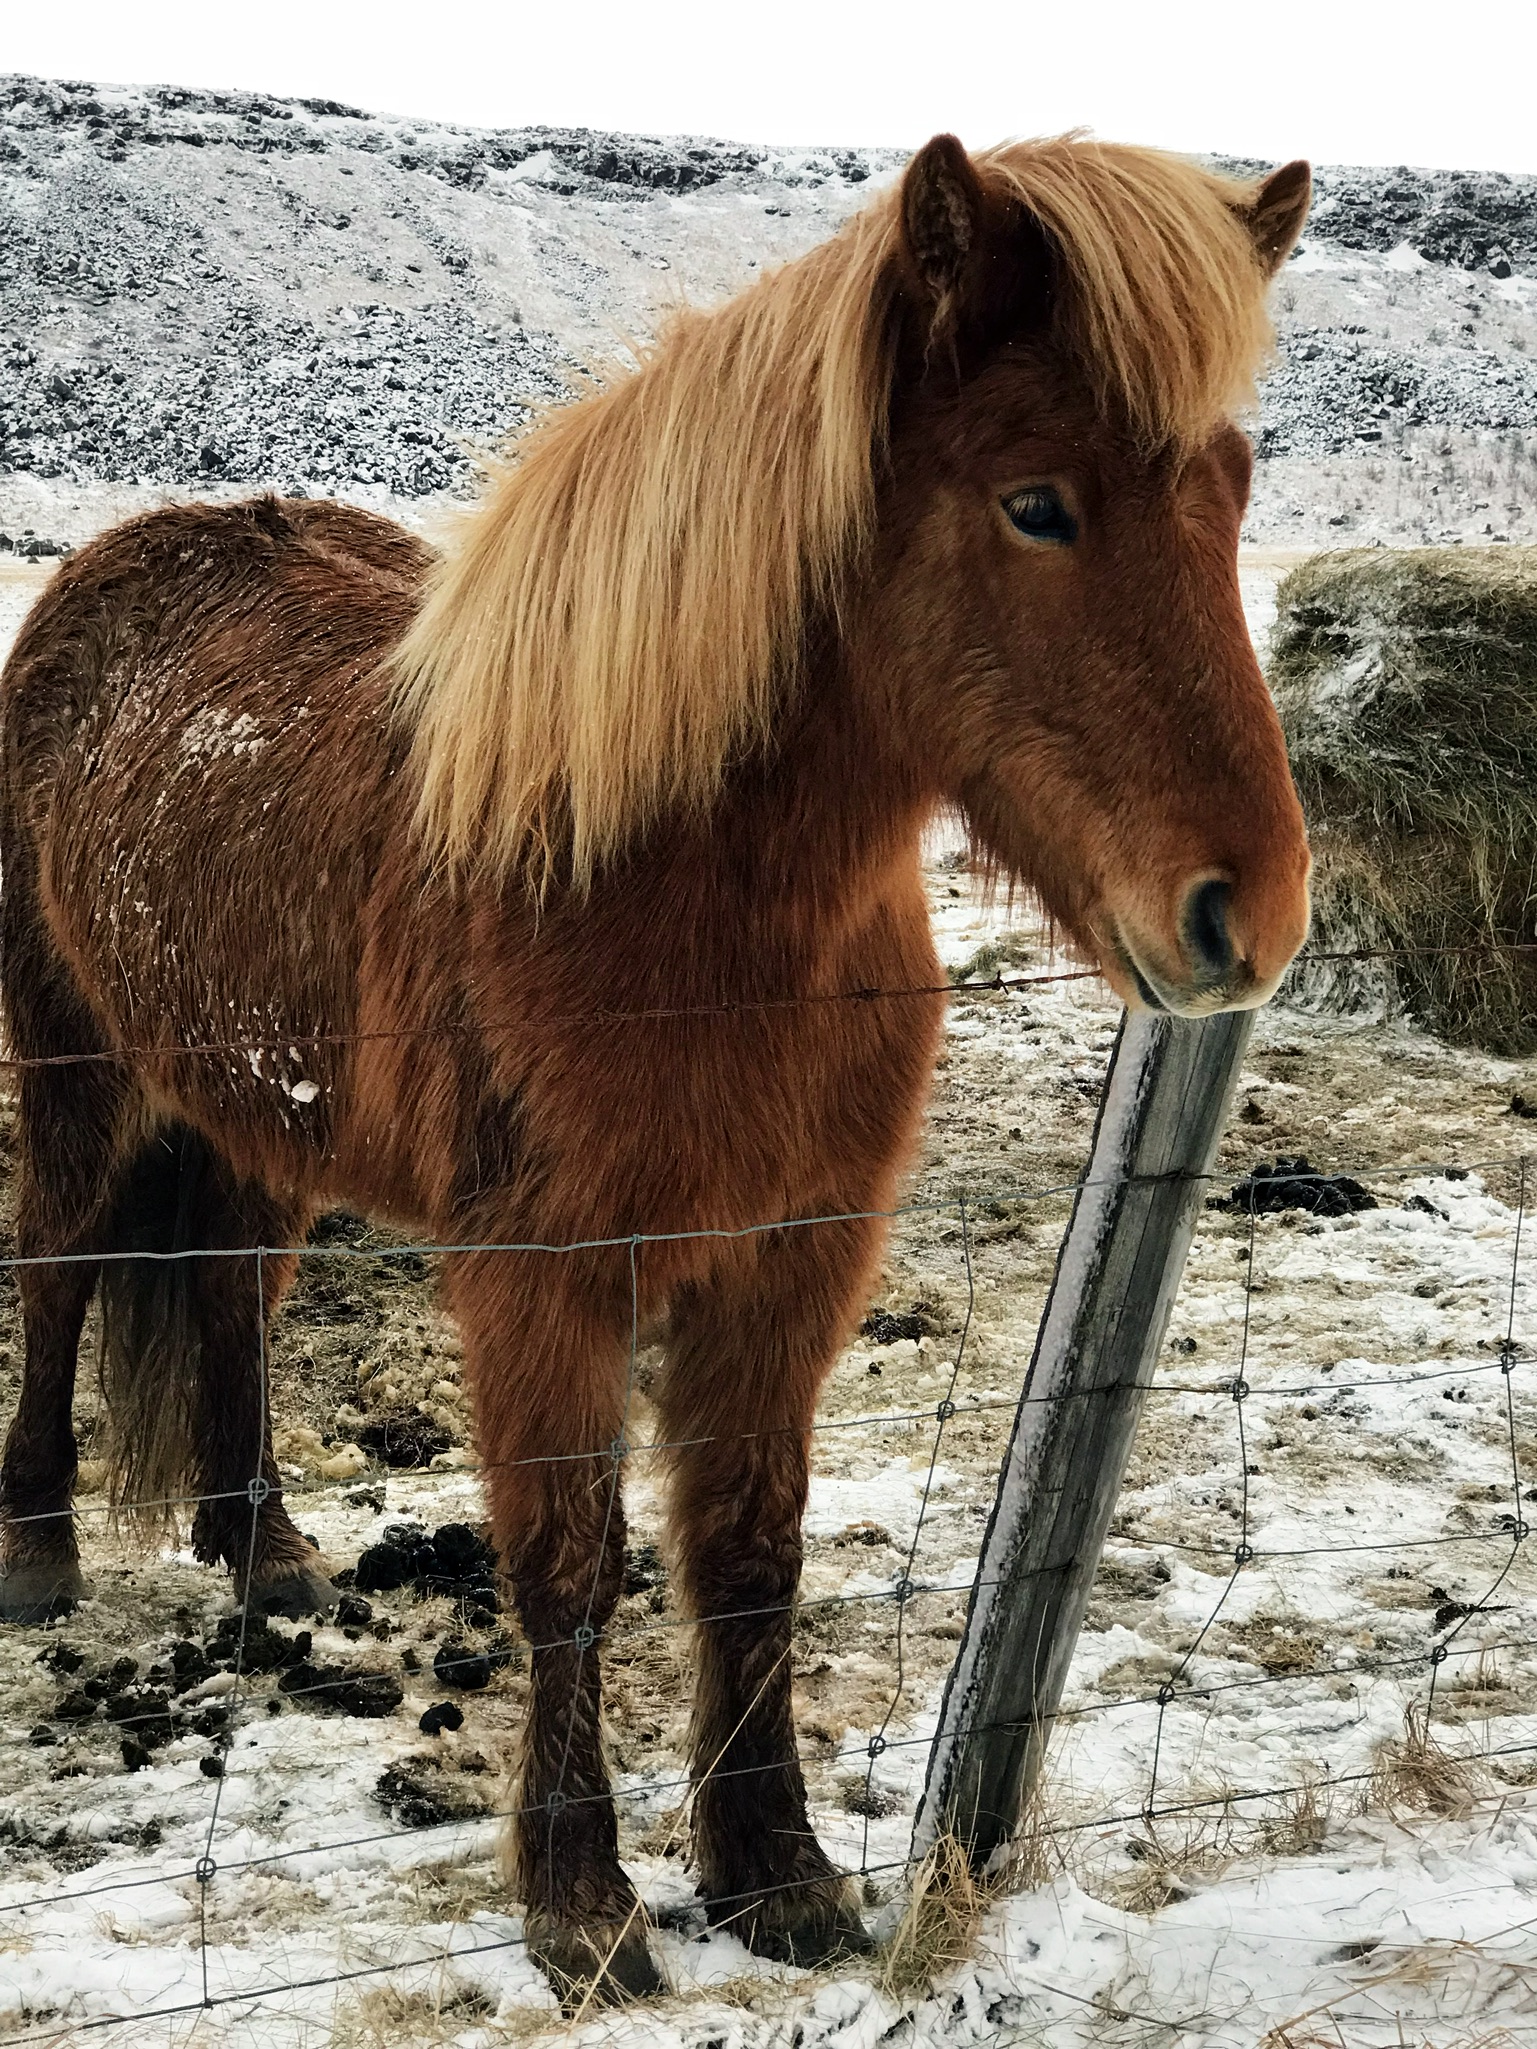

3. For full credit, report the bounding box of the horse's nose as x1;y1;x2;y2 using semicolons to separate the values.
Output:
1116;868;1304;1015
1180;877;1236;985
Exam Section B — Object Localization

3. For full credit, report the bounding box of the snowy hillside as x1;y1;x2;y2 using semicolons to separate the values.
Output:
1;73;1535;551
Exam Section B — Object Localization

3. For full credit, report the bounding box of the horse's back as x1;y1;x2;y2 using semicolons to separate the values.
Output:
2;493;428;787
1;497;431;1174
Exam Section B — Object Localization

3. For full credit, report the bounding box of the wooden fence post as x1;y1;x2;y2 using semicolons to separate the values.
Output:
911;1005;1254;1870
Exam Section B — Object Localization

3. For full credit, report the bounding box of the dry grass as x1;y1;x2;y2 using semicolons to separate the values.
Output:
1263;2018;1526;2049
1221;1614;1331;1677
327;1847;512;2048
330;1983;496;2049
1369;1702;1490;1818
392;1860;506;1922
876;1764;1066;2000
1259;1935;1537;2049
878;1834;992;1999
1004;1777;1065;1896
1258;1769;1334;1857
1106;1797;1244;1914
1432;1650;1530;1724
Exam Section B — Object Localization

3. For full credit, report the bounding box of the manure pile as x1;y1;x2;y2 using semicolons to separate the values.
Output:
1272;547;1537;1053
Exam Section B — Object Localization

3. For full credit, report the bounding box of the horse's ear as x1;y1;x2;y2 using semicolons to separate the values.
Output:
897;134;1049;361
1237;159;1312;278
899;134;989;314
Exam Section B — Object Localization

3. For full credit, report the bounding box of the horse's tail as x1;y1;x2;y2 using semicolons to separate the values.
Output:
96;1126;219;1537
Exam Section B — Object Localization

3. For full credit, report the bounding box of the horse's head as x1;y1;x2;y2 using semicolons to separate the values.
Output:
865;137;1313;1016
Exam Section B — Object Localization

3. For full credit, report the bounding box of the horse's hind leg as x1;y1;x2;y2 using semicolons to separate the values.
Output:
0;1062;127;1623
0;1251;103;1621
0;778;134;1620
447;1248;664;2008
655;1216;880;1964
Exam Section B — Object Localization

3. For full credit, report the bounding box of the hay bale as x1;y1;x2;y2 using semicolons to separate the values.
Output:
1271;547;1537;1053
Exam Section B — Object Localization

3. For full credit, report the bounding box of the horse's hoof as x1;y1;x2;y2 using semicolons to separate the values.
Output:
0;1560;89;1625
722;1878;873;1968
526;1914;665;2009
245;1564;339;1620
779;1898;875;1968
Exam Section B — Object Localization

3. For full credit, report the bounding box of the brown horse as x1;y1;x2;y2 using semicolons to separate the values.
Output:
0;134;1311;1999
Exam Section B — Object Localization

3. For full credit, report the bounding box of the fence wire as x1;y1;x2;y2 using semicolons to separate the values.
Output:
0;1134;1531;2039
0;934;1534;1077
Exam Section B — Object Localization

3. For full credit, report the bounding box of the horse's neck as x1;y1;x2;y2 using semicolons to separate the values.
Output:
699;657;931;953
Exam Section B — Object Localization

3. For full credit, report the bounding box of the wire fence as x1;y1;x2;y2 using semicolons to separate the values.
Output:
0;1008;1533;2039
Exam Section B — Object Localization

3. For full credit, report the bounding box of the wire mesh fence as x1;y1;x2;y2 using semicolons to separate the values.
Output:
0;975;1534;2042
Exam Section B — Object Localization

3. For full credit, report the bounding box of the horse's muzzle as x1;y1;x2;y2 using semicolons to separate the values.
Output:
1114;874;1298;1017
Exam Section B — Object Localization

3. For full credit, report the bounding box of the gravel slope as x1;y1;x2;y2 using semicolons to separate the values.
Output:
2;74;1535;553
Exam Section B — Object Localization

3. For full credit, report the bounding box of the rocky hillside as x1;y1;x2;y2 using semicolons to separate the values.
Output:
1;74;1534;546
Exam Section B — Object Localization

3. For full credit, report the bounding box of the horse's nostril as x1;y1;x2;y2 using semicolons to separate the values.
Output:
1183;879;1235;979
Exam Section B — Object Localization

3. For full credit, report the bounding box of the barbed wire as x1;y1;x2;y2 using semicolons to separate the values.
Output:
0;966;1081;1075
6;1508;1536;1759
858;1194;974;1868
191;1242;269;2005
1146;1195;1260;1814
0;1174;1530;1665
1;934;1535;1076
14;1629;1537;1924
0;1856;920;2047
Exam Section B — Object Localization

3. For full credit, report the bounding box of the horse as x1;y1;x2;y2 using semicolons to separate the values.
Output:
0;133;1312;2001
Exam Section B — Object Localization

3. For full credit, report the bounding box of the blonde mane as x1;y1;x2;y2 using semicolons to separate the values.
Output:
393;138;1283;888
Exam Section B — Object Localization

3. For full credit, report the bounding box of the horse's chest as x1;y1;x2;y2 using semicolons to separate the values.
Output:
538;990;942;1230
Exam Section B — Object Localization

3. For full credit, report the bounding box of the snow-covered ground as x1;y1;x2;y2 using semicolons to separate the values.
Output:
0;563;43;653
4;919;1536;2044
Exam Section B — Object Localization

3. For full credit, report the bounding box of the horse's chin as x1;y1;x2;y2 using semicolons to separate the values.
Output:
1107;928;1281;1019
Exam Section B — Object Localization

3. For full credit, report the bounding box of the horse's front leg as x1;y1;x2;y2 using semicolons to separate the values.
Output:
448;1249;663;2008
657;1216;879;1964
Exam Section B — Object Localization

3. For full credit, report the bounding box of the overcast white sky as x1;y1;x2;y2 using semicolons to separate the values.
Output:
4;1;1536;172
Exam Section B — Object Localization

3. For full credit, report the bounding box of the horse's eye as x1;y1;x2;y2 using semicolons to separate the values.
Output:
1002;486;1077;545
